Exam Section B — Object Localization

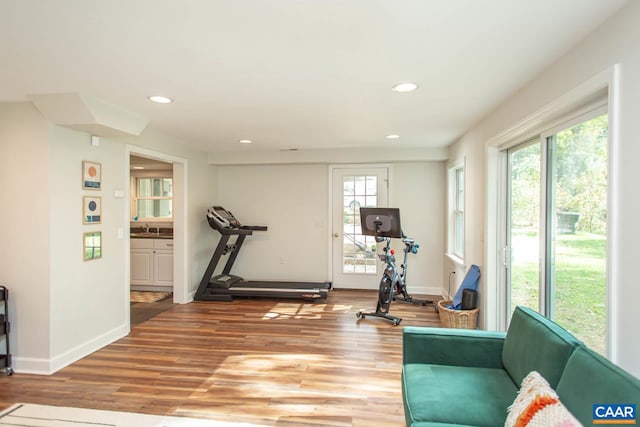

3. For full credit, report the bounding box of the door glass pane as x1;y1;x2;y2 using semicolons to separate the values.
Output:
509;142;541;314
343;175;377;274
547;114;608;354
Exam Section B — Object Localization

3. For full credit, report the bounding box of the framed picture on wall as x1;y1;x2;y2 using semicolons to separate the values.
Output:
82;161;102;190
83;231;102;261
83;196;101;224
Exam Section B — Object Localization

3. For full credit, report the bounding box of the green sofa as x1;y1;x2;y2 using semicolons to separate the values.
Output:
402;306;640;426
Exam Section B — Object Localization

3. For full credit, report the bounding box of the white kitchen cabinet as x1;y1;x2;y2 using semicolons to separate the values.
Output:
153;239;174;286
131;238;173;288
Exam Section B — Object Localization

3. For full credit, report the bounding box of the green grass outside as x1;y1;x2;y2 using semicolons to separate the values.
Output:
511;230;606;355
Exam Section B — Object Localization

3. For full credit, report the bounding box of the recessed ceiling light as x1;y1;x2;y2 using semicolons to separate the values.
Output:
239;139;252;144
386;134;400;139
392;82;418;93
148;95;173;104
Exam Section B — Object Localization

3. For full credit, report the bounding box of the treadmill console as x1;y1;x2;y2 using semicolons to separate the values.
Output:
207;206;241;229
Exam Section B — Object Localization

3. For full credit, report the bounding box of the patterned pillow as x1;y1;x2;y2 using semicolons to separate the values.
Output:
505;371;582;427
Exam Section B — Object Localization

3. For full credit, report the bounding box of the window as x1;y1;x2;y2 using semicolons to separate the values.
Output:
504;110;609;355
135;177;173;219
448;160;465;261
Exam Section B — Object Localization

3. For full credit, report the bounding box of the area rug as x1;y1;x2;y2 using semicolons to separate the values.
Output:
0;403;268;427
130;291;171;303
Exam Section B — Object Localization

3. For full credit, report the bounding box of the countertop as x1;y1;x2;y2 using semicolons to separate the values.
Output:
130;232;173;239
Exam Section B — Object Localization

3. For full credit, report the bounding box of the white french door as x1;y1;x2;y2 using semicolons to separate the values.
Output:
331;166;389;289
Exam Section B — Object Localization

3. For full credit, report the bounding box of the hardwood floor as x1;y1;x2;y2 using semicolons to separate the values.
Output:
0;290;442;427
130;294;175;326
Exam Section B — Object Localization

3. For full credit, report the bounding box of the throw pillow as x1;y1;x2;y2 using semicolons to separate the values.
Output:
505;371;582;427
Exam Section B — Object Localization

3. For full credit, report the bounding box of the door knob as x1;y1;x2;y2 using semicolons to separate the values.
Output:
333;233;339;238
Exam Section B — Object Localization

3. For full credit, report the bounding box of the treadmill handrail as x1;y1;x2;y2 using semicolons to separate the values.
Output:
240;225;268;231
218;227;254;236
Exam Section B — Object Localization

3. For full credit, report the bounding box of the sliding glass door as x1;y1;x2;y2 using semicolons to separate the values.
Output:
506;112;609;355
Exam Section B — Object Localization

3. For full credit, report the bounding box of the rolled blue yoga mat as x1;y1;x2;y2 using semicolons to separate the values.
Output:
450;264;480;310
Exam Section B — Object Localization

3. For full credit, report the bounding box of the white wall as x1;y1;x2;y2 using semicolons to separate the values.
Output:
215;162;445;294
449;0;640;376
0;103;217;374
49;126;128;369
391;162;445;294
0;102;52;366
216;164;329;282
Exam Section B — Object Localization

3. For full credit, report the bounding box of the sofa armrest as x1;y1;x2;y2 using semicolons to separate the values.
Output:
403;326;506;369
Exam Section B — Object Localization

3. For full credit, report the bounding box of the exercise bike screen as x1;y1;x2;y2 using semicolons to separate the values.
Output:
359;207;402;238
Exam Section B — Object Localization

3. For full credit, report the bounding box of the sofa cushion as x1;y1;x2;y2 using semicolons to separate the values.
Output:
402;364;518;427
556;345;640;426
502;306;581;388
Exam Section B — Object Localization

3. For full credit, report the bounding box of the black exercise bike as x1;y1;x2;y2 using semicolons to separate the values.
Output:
356;208;433;325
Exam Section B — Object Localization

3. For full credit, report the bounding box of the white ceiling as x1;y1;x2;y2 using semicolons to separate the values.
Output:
0;0;629;154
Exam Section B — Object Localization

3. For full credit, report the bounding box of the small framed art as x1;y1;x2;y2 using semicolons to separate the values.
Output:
83;231;102;261
83;196;102;224
82;161;102;190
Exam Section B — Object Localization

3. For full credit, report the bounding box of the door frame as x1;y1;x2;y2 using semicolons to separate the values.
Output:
327;164;393;288
125;145;189;328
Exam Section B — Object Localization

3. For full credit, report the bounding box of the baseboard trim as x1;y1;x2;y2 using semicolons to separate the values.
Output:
13;323;129;375
333;285;441;296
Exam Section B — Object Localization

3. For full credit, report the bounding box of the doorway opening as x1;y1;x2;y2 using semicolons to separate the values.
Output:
129;155;175;323
126;146;189;329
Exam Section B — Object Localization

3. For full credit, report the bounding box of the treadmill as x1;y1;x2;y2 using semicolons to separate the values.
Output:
194;206;332;301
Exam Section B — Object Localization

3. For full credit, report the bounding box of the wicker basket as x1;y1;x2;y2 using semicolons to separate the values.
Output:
437;299;479;329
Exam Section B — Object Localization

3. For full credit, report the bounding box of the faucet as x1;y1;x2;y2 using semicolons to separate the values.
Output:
143;223;150;233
